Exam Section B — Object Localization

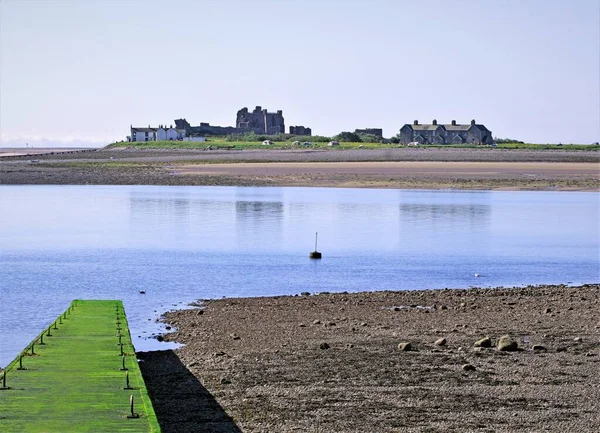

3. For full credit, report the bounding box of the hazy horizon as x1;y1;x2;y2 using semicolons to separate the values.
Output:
1;0;599;148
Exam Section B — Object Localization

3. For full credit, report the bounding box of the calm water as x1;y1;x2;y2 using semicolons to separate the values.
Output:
1;185;598;367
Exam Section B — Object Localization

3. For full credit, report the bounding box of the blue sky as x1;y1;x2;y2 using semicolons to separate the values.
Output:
1;0;598;147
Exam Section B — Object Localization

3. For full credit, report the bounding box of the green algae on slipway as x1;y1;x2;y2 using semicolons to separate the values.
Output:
0;300;159;433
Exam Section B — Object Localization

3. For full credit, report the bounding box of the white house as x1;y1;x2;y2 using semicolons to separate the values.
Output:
130;125;186;142
130;127;157;142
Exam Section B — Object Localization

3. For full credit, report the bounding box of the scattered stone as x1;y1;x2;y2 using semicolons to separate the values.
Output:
196;310;204;315
360;322;367;327
544;308;552;314
187;361;198;368
556;346;568;352
393;307;401;311
434;337;447;346
532;344;547;351
346;343;354;349
230;333;241;340
156;335;164;342
313;319;321;325
214;351;226;357
320;342;330;350
298;323;306;327
574;337;583;343
462;364;477;372
440;305;448;310
165;325;171;330
397;342;412;352
474;337;492;348
301;292;311;297
220;377;231;385
497;335;518;351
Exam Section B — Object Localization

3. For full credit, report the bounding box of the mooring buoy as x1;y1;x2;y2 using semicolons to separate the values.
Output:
309;232;322;259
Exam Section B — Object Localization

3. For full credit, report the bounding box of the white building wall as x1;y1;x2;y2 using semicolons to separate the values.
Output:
156;128;167;141
166;128;178;140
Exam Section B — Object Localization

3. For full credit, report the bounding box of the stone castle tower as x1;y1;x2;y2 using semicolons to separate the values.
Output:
236;106;285;135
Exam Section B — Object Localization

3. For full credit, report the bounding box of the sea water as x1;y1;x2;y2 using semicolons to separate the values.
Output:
1;185;598;366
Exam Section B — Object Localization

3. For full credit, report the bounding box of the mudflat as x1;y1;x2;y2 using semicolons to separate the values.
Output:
1;147;599;190
142;284;600;432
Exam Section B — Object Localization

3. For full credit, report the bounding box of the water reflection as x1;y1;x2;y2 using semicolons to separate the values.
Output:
1;185;598;368
399;203;490;226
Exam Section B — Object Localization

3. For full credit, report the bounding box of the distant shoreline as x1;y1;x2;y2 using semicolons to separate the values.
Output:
1;147;598;191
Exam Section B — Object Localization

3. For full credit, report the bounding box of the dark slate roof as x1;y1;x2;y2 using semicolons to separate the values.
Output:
131;127;157;132
404;122;489;132
443;124;471;131
410;124;444;131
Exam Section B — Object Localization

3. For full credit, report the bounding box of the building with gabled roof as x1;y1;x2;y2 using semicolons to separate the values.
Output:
399;119;493;145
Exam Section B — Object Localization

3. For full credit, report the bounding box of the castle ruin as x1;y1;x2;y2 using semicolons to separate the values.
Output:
236;106;285;135
289;125;312;136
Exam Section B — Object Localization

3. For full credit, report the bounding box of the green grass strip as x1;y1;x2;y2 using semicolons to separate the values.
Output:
0;300;160;432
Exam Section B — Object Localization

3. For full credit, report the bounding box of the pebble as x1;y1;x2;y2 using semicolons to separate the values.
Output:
462;364;476;372
532;344;547;351
220;377;231;385
497;335;518;352
544;308;552;314
320;342;330;350
397;342;412;351
474;336;492;348
230;333;241;340
574;337;583;343
313;319;321;325
434;337;447;346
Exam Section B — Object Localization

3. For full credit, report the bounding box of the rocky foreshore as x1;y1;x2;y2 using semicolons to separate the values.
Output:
138;284;600;432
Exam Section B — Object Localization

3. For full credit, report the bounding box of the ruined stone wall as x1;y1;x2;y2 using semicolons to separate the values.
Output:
289;126;312;136
190;123;239;136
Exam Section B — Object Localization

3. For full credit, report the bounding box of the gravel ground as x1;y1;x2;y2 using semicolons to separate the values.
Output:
139;284;600;433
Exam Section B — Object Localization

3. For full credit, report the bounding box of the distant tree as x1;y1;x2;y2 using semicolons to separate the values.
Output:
494;137;524;144
357;133;382;143
334;131;362;142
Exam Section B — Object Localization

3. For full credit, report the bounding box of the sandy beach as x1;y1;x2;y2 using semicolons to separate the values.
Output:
140;284;600;432
1;147;599;190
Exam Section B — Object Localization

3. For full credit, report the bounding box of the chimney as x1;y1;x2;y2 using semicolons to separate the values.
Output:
432;119;437;125
277;110;283;116
471;119;476;125
413;120;419;125
451;120;456;126
255;106;262;112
